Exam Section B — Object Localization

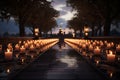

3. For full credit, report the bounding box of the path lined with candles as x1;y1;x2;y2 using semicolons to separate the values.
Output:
12;42;105;80
65;38;120;80
0;39;58;80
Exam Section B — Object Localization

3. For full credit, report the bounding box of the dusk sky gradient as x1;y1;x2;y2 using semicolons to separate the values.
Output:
0;0;76;35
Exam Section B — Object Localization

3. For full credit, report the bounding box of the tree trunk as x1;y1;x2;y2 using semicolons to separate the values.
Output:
74;29;77;37
104;16;111;36
39;29;42;37
79;29;82;38
19;15;25;37
104;0;111;36
91;24;95;37
98;24;102;36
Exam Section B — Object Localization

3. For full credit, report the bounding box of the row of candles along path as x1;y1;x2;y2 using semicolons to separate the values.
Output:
0;39;59;61
65;39;120;79
65;39;120;62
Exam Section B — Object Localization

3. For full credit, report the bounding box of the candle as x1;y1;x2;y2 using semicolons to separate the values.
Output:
36;43;40;49
20;45;25;53
107;50;115;62
24;43;29;49
82;44;86;50
7;43;13;52
107;43;111;49
30;44;35;51
5;49;13;60
89;45;93;51
94;46;101;55
15;44;20;50
116;44;120;52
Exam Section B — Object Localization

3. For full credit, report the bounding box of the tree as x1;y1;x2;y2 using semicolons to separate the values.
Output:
67;17;83;37
0;0;59;37
67;0;120;36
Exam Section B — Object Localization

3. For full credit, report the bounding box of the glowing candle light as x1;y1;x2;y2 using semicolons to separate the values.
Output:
107;50;115;62
7;43;13;51
15;44;20;50
21;58;25;64
116;44;120;52
82;44;86;50
6;68;10;73
30;44;35;51
107;43;111;49
94;46;101;55
5;49;13;60
20;45;25;53
89;45;93;51
96;60;99;64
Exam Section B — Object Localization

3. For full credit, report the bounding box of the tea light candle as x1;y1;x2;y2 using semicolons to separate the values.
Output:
24;43;29;49
15;53;19;58
94;46;101;55
116;44;120;52
7;43;13;52
15;44;20;50
20;45;25;53
89;45;93;51
82;44;86;49
107;50;115;62
30;44;35;51
5;49;13;60
107;43;111;49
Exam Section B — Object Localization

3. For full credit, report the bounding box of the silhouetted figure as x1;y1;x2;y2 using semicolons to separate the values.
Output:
58;29;64;43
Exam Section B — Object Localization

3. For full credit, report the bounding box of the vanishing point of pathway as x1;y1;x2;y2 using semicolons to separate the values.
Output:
12;43;106;80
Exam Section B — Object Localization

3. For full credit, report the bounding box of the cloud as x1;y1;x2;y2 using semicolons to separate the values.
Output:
53;4;66;11
59;10;77;21
52;0;77;27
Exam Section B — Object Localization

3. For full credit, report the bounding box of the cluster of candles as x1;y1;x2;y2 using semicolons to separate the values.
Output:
2;39;58;61
65;38;120;78
65;39;120;62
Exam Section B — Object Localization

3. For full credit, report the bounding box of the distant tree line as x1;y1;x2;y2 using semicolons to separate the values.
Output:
0;0;59;37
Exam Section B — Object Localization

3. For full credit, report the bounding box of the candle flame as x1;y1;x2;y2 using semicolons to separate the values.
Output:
7;49;10;52
7;69;10;73
109;50;113;55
